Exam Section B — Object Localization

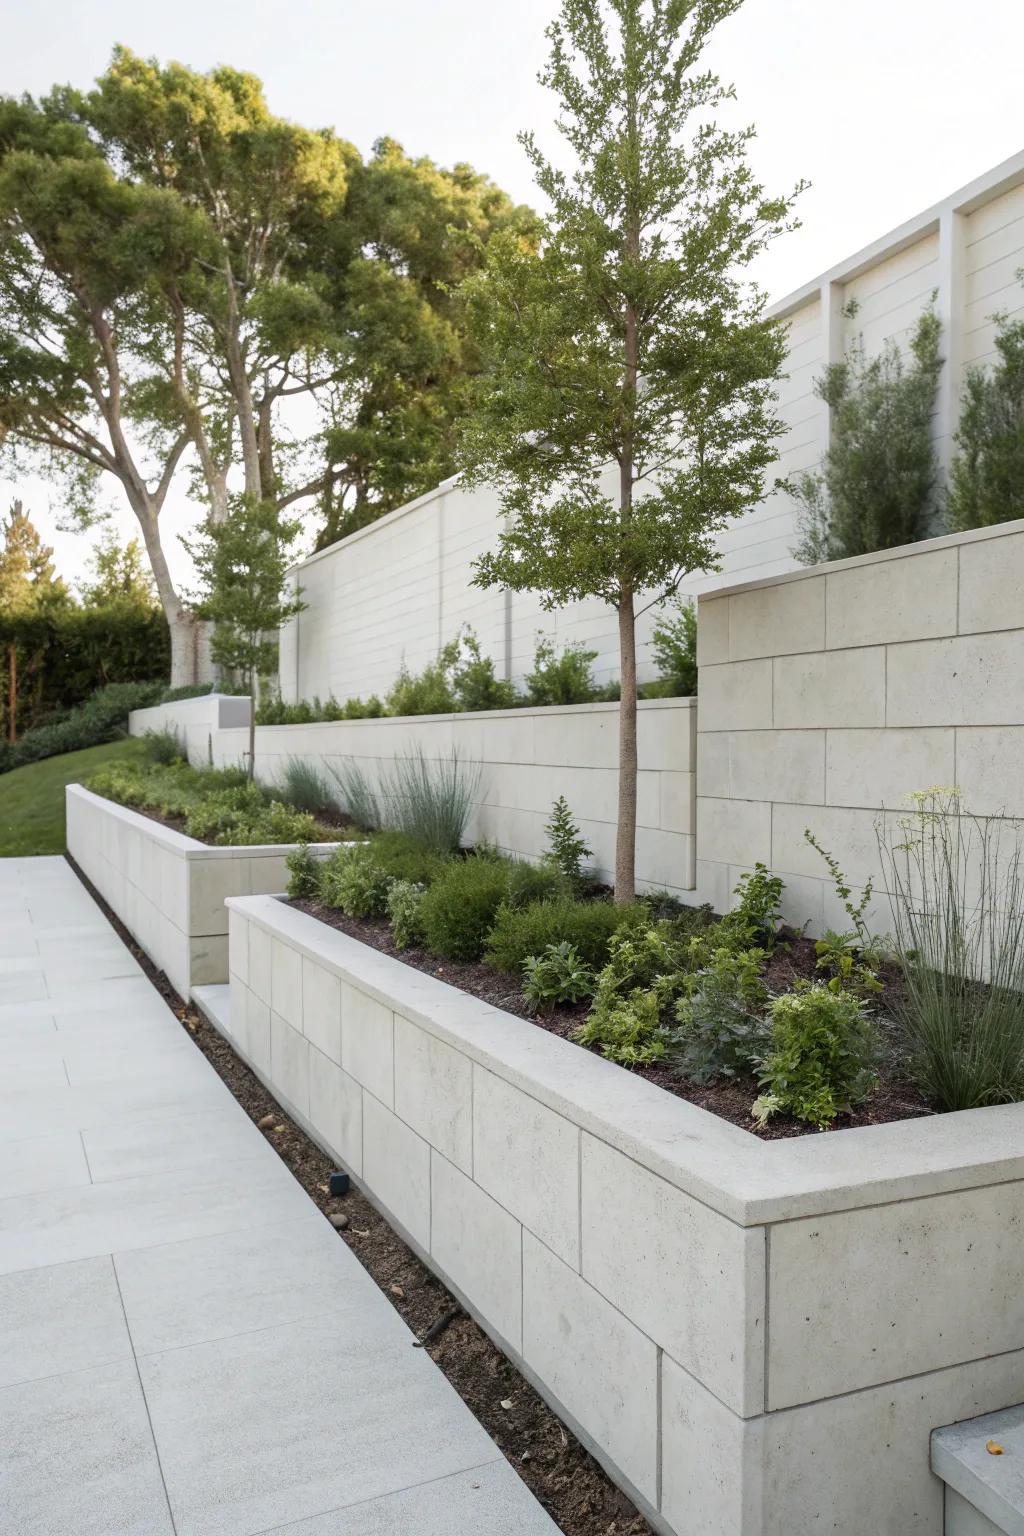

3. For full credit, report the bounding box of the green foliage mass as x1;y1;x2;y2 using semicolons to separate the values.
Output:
753;985;877;1131
522;942;595;1014
791;306;943;563
0;680;164;775
948;310;1024;531
484;895;638;974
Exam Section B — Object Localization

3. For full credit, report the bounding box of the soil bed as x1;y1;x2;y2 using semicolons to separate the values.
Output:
100;797;353;847
67;854;652;1536
293;898;933;1140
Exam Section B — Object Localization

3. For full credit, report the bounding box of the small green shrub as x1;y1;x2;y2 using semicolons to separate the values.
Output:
484;896;634;974
544;796;592;891
369;830;450;887
671;947;769;1082
452;632;520;712
505;858;569;909
319;844;392;918
279;757;339;818
419;856;514;961
719;863;784;950
650;596;697;696
1;679;164;774
574;990;666;1064
183;786;321;847
525;638;599;706
386;879;427;948
386;640;460;717
143;729;184;766
286;843;324;899
522;942;595;1014
753;985;877;1130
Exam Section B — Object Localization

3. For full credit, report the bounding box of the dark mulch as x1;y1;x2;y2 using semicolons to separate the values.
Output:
294;898;934;1139
67;854;653;1536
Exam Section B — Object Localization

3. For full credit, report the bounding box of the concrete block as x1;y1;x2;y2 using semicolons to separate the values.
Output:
245;989;271;1076
767;1179;1024;1408
729;574;825;661
270;1012;310;1121
727;729;825;805
659;771;696;835
308;1048;363;1177
270;937;303;1029
227;910;248;987
887;632;1024;727
696;595;730;667
955;727;1024;817
301;958;342;1065
248;926;271;1004
393;1015;473;1172
522;1231;659;1507
697;796;772;869
826;546;958;648
581;1135;764;1415
472;1066;580;1268
773;647;886;729
189;933;228;988
188;858;247;937
361;1093;430;1251
341;982;395;1108
533;708;618;769
430;1152;523;1349
771;801;885;888
825;726;956;809
698;660;773;733
637;703;697;772
634;826;695;891
695;732;730;798
661;1356;762;1536
959;527;1024;635
247;853;293;897
944;1487;1005;1536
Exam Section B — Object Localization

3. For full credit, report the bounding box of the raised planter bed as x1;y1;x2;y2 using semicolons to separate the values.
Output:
66;784;341;998
223;890;1024;1536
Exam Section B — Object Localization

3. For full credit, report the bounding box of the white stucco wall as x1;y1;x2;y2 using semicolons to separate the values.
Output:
279;150;1024;707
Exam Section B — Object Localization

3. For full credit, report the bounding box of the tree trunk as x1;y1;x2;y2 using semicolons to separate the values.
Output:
134;505;194;689
247;673;257;781
7;644;16;745
615;584;638;901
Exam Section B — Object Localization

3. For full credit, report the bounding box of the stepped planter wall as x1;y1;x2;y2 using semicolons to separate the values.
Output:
66;784;339;998
221;892;1024;1536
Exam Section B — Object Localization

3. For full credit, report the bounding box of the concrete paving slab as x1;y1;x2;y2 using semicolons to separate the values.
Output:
252;1460;561;1536
0;1360;175;1535
0;1255;132;1388
139;1318;502;1536
0;1070;234;1144
83;1103;280;1185
114;1216;400;1356
0;1130;91;1201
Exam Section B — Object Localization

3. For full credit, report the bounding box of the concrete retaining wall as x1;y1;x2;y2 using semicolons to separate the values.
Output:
129;693;251;772
66;785;338;997
131;697;699;896
696;516;1024;933
222;892;1024;1536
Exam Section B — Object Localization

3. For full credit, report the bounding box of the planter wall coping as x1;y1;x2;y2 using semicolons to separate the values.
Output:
218;694;696;737
66;784;347;861
228;891;1024;1228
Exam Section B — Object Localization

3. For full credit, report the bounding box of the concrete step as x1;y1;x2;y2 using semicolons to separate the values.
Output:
192;982;231;1034
933;1405;1024;1535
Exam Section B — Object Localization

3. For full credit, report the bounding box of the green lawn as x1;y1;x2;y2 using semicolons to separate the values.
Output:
0;736;147;857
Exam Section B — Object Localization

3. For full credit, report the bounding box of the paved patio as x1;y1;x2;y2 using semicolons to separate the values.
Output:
0;856;557;1536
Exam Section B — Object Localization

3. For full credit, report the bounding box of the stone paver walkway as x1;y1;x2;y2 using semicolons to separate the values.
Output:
0;857;557;1536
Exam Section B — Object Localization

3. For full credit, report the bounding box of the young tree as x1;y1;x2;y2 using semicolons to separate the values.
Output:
0;500;67;613
947;309;1024;532
791;304;943;564
185;497;306;778
80;531;157;610
458;0;801;898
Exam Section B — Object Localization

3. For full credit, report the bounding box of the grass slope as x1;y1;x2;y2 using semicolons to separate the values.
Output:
0;736;147;857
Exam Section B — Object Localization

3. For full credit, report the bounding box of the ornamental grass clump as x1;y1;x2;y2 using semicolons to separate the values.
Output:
279;758;339;819
379;745;481;854
878;789;1024;1111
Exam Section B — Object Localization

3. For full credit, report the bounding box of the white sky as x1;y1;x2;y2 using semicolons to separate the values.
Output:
2;0;1023;591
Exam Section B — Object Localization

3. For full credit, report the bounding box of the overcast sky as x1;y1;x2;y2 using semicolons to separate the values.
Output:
2;0;1023;590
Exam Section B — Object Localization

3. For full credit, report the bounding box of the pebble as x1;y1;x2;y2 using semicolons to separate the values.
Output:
329;1213;350;1231
257;1113;275;1129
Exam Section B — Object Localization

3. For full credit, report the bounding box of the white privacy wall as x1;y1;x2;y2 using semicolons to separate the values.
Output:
280;150;1024;706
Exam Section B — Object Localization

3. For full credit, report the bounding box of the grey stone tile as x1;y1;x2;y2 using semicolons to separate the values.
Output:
0;1131;91;1201
0;1070;233;1145
0;1154;310;1276
83;1103;277;1185
252;1459;558;1535
0;973;47;1006
0;1256;132;1388
0;1359;174;1535
62;1042;218;1090
139;1318;501;1536
115;1216;385;1356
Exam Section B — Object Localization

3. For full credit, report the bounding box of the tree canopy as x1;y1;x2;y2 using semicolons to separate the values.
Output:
0;501;67;614
948;307;1024;532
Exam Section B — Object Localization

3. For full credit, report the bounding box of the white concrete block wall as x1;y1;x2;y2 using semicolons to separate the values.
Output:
222;892;1024;1536
695;517;1024;932
66;785;337;997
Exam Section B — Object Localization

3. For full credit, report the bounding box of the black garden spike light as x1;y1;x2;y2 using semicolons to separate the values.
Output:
329;1170;350;1197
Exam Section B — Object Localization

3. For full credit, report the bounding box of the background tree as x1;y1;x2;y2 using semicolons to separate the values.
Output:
0;500;67;613
791;303;943;564
184;496;306;777
947;306;1024;531
458;0;800;898
0;96;201;681
79;530;157;610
